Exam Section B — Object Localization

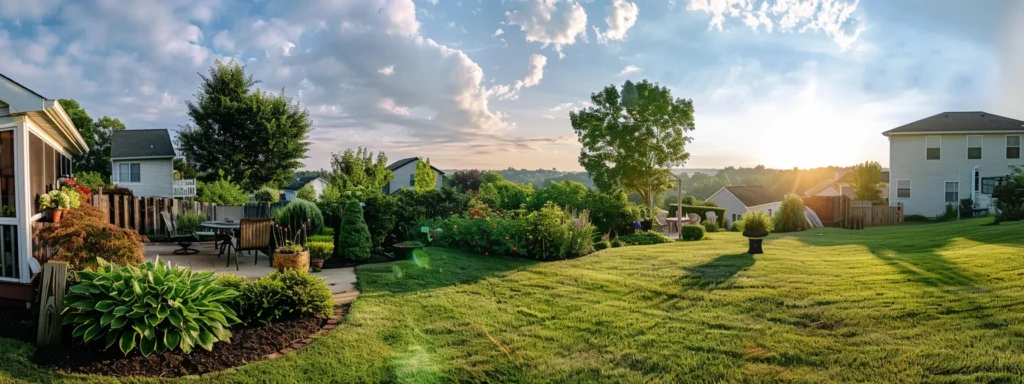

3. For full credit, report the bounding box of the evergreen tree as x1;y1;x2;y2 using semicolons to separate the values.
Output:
335;200;372;261
414;158;436;191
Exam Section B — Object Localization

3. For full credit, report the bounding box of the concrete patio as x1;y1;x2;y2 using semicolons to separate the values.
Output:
145;242;359;304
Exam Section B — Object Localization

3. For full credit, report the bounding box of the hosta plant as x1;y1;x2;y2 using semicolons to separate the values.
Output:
62;257;240;356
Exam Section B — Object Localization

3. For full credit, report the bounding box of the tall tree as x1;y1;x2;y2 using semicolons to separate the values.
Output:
60;99;94;149
328;147;393;191
570;79;695;206
414;158;436;191
58;99;128;180
850;161;883;202
176;60;313;191
449;169;486;191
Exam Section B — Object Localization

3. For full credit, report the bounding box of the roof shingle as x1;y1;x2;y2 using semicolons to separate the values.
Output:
110;129;176;159
723;186;779;207
882;112;1024;136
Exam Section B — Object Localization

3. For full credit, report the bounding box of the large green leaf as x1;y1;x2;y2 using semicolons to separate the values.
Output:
113;306;131;316
119;332;136;355
165;328;181;350
104;330;119;349
95;300;117;312
140;335;157;356
110;315;128;329
69;283;99;294
83;323;103;343
100;312;116;327
168;311;183;328
196;330;216;351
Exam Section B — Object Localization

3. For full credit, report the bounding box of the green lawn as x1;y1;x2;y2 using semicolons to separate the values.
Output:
4;218;1024;383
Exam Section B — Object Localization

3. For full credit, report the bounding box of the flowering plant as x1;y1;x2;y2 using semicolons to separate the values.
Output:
39;189;73;210
273;220;309;254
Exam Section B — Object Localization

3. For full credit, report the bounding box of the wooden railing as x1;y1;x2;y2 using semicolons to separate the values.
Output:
173;179;197;198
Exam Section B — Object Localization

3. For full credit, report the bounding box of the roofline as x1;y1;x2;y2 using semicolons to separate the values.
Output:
44;100;89;154
747;201;782;209
388;158;446;174
883;130;1024;137
0;73;47;100
283;177;325;190
111;155;176;161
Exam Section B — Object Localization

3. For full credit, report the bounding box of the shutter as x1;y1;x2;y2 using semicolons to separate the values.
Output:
112;162;118;182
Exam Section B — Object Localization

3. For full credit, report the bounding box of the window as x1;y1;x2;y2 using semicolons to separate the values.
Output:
732;214;737;223
0;131;15;218
926;136;941;160
118;163;141;183
896;179;911;198
967;135;983;160
1009;135;1021;159
768;209;773;216
945;182;959;203
982;177;1005;194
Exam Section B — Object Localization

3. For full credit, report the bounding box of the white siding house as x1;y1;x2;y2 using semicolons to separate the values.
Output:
884;112;1024;217
708;185;782;226
110;129;176;198
282;177;328;201
383;157;445;194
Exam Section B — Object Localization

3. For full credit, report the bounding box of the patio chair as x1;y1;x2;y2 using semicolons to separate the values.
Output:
705;211;718;225
230;218;274;269
687;213;702;226
654;212;668;232
160;212;201;255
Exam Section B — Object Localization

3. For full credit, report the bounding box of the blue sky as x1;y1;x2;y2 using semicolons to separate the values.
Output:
0;0;1020;171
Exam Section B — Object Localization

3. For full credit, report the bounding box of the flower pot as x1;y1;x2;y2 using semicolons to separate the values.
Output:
51;209;67;224
311;258;324;272
273;250;310;272
742;230;769;255
393;242;424;259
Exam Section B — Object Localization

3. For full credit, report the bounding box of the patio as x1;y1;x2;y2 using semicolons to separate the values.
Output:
144;242;359;304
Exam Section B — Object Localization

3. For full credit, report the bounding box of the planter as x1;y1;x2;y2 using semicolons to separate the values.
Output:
273;250;309;272
393;242;424;259
49;209;67;224
742;230;769;255
311;258;324;272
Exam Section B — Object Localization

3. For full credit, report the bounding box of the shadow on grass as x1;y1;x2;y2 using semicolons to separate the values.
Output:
356;247;540;295
680;253;754;289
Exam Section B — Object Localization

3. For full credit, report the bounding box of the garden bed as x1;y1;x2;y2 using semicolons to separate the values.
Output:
33;306;346;378
0;307;37;343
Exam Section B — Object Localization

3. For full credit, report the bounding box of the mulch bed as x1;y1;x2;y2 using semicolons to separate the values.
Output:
0;307;38;343
33;306;347;378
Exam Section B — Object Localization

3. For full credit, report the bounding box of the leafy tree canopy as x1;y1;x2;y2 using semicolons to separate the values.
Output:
414;158;436;191
329;147;393;191
570;79;695;206
176;60;313;191
850;161;883;202
173;158;201;181
449;169;486;192
296;183;318;201
59;99;127;181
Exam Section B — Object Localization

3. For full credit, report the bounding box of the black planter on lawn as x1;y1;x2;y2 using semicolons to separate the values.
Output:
742;230;769;254
640;220;653;231
393;241;425;259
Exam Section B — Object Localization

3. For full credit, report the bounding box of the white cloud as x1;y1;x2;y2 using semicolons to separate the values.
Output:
493;28;504;36
0;0;61;20
619;65;640;76
378;65;396;75
595;0;639;43
685;0;864;50
515;53;547;90
506;0;588;58
377;98;411;116
549;102;574;111
995;2;1024;115
383;0;420;35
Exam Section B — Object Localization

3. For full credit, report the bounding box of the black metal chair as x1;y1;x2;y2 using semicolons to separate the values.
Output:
160;212;201;255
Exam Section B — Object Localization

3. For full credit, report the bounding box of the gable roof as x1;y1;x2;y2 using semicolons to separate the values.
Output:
110;129;176;159
0;73;89;154
882;112;1024;136
284;176;322;191
722;185;779;207
386;157;446;175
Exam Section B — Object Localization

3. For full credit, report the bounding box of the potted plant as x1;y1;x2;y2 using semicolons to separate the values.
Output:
39;189;72;224
272;222;310;272
307;241;333;272
740;211;773;255
393;241;425;259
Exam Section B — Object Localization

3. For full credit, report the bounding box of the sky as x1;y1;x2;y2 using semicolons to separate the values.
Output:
0;0;1021;171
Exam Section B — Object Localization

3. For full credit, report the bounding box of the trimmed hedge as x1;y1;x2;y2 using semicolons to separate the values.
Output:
681;224;705;241
667;204;726;227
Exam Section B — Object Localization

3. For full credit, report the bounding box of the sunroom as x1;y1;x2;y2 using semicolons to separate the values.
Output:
0;74;89;305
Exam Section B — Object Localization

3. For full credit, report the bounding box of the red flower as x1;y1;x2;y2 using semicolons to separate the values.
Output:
491;222;496;227
512;247;517;252
485;252;489;256
505;236;509;240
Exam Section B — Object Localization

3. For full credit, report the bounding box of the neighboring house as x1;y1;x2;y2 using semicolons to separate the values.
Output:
883;111;1024;216
708;185;782;226
804;169;890;200
110;129;176;198
382;157;445;195
0;73;89;301
282;176;328;201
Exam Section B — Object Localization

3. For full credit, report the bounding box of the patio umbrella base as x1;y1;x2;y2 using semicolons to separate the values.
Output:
173;243;200;255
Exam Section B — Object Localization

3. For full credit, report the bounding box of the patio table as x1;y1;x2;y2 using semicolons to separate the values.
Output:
202;220;241;255
665;217;692;233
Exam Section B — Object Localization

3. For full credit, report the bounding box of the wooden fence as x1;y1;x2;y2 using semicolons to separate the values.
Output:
803;196;903;229
91;192;217;236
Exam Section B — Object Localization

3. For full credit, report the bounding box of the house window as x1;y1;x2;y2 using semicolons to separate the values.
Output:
926;136;941;160
0;131;15;218
967;135;983;160
1008;135;1021;159
118;163;141;183
982;177;1005;194
732;214;737;222
945;182;959;203
896;179;911;198
409;173;415;187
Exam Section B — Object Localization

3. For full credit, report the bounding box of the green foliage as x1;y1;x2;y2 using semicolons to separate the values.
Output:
219;270;333;326
76;171;106;189
329;147;393;192
618;230;673;245
703;221;719;233
772;193;806;233
667;204;727;227
680;225;705;241
254;186;281;204
450;169;486;192
176;60;313;190
594;240;611;251
36;205;146;270
176;212;207;233
62;258;239;356
583;190;641;236
993;166;1024;222
273;199;325;235
850;161;884;202
938;204;958;222
348;190;399;249
296;183;317;202
571;80;695;206
730;219;745;232
414;158;437;191
173;158;201;181
393;188;472;241
337;200;372;261
479;180;535;211
61;99;127;178
741;212;774;233
529;180;588;211
904;214;931;222
610;238;624;248
307;241;334;261
197;177;249;206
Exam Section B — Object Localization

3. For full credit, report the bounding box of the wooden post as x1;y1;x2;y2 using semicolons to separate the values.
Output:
676;179;682;239
36;261;69;347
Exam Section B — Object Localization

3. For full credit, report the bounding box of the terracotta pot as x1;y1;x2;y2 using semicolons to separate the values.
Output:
311;258;324;269
742;230;769;255
51;209;66;224
273;250;310;272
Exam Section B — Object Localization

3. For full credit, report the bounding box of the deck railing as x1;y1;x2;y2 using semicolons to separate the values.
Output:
173;179;197;198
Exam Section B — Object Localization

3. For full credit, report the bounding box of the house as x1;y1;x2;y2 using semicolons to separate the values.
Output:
0;73;89;304
883;112;1024;216
803;169;890;200
708;185;782;226
110;129;177;198
382;157;445;194
282;176;328;201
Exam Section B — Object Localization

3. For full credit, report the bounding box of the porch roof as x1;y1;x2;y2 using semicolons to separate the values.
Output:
0;73;89;155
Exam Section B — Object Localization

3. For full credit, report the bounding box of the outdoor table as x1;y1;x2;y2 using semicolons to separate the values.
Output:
665;217;692;233
202;220;241;254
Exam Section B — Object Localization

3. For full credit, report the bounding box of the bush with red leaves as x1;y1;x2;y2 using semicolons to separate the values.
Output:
35;205;145;270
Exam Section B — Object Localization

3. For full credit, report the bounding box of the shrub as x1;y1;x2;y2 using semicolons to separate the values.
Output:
681;224;705;241
610;239;624;248
296;184;317;202
339;188;399;249
618;230;673;245
62;258;240;356
108;186;134;196
307;241;334;261
703;221;719;233
529;180;588;211
197;178;248;205
904;214;931;222
220;270;333;326
254;186;281;204
594;240;611;251
584;190;641;236
741;212;774;233
667;204;726;227
479;180;534;211
337;200;372;261
772;193;806;233
273;199;325;235
730;220;744;232
76;171;106;189
993;166;1024;222
36;205;145;270
176;212;207;233
393;188;471;241
938;204;958;222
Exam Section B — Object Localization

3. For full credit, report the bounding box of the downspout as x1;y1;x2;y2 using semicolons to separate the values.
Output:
971;165;979;205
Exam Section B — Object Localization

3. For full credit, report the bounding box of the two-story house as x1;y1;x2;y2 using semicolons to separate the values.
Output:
883;112;1024;217
110;129;176;198
382;157;445;194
